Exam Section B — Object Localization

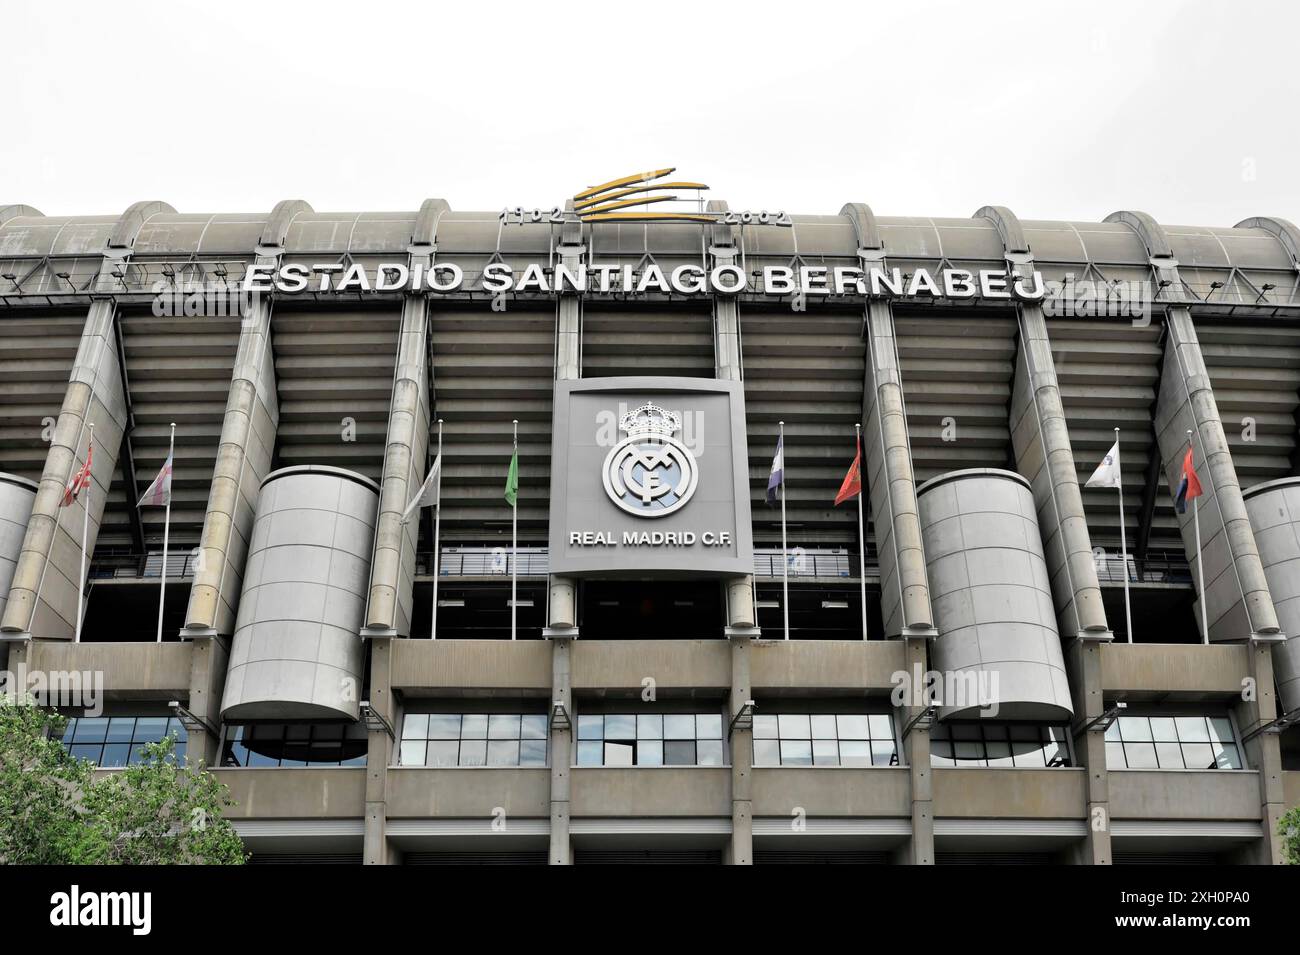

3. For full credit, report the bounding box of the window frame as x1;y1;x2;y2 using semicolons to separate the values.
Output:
572;709;728;768
395;708;550;769
929;720;1075;769
751;710;900;768
1102;708;1245;772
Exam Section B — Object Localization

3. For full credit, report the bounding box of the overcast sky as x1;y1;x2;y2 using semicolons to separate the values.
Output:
4;0;1297;227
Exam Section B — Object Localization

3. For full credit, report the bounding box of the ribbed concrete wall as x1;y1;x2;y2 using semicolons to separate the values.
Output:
271;308;399;481
0;314;82;481
431;307;551;538
1242;477;1300;712
743;311;864;545
221;465;379;720
917;468;1073;720
97;314;239;547
896;314;1017;482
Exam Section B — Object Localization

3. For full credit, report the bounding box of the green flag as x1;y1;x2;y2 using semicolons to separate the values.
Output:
504;450;518;506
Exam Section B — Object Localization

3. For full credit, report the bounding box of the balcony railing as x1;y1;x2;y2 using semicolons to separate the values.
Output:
752;549;865;579
88;551;199;580
419;547;549;577
1094;550;1192;586
415;547;869;580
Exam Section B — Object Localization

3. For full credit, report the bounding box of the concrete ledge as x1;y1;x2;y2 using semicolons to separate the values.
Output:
932;767;1087;818
750;639;908;693
752;767;910;817
386;767;550;818
1108;769;1261;820
25;640;193;699
211;767;366;819
572;639;730;692
571;767;731;817
1285;770;1300;812
1100;642;1249;698
390;638;551;695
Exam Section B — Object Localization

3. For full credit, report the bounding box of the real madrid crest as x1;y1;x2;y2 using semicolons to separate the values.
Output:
601;402;699;518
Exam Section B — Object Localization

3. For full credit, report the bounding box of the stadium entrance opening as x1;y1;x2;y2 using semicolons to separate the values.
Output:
580;580;724;639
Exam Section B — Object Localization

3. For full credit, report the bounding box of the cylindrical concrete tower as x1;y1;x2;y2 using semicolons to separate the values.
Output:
221;466;379;721
0;472;38;627
1242;477;1300;714
917;468;1073;721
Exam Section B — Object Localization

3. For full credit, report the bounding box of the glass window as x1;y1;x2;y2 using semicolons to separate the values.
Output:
62;715;187;767
398;712;549;767
753;712;898;767
754;738;780;765
221;722;365;767
572;713;728;766
929;722;1073;768
1103;714;1243;770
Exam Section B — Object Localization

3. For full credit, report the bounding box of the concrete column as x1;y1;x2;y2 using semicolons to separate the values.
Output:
895;635;934;864
1234;639;1286;864
727;635;753;864
708;201;759;634
842;204;935;639
1067;636;1112;864
363;199;445;637
1158;309;1281;639
0;202;172;637
979;206;1110;641
547;214;582;635
184;633;228;768
183;201;306;637
1107;211;1281;642
549;636;573;864
363;635;394;864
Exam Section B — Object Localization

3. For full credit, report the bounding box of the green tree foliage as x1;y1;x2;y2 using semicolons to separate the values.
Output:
1281;805;1300;865
0;699;245;864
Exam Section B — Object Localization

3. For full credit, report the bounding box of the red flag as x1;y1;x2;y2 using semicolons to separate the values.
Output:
1175;446;1203;514
60;440;93;507
834;435;863;506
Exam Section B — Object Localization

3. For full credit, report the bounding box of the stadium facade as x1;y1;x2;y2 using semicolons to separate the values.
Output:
1;185;1299;864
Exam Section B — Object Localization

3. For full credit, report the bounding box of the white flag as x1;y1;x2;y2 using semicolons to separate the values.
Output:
401;453;441;523
137;452;173;507
1085;441;1122;489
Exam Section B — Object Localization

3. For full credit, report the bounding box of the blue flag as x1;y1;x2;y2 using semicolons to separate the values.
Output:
766;437;784;505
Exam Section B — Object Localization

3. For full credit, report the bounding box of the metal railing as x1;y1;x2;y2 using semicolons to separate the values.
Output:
419;547;549;577
416;546;871;580
88;551;199;580
753;549;866;579
1094;550;1191;585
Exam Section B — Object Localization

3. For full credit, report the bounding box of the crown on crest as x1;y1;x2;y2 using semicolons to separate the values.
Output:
620;402;680;438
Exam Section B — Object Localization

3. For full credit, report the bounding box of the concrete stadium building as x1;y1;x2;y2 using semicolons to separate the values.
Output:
1;189;1299;864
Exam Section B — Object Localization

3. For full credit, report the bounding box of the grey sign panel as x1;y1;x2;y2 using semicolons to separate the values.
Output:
548;376;753;577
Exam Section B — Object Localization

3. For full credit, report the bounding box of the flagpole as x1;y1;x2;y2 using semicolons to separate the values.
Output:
431;419;443;640
779;420;789;642
155;422;175;643
511;419;518;642
1189;428;1208;645
76;423;94;644
855;424;867;641
1115;427;1133;643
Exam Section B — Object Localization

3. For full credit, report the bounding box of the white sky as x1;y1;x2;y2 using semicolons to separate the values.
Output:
4;0;1297;226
